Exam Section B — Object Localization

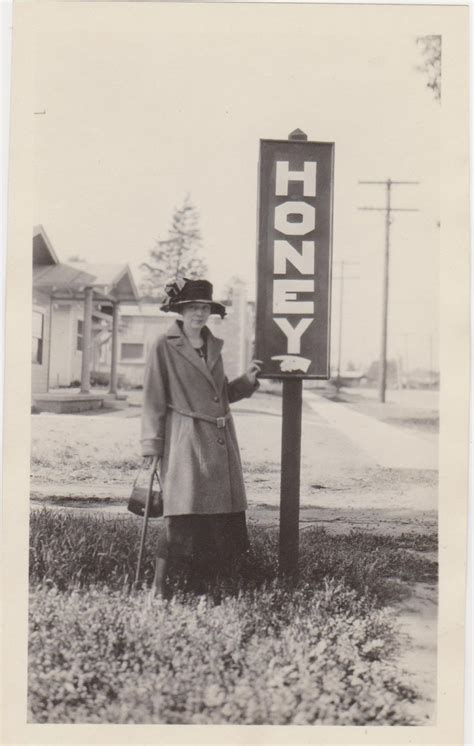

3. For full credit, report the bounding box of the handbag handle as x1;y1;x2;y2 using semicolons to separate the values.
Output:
134;454;161;589
146;455;161;492
133;456;161;489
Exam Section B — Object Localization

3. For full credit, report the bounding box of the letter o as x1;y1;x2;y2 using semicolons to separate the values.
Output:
274;201;315;236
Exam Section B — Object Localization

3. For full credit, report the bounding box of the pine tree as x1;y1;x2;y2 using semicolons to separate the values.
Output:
140;195;208;300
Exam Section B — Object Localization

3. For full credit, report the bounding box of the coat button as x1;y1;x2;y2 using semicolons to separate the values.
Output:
213;396;219;402
217;438;225;445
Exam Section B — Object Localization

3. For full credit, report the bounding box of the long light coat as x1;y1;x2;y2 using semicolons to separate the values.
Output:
141;320;257;516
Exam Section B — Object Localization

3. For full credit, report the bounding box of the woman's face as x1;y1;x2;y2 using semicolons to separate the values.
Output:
181;302;211;332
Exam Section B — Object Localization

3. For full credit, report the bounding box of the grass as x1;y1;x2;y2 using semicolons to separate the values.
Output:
384;416;439;434
28;390;438;725
241;459;280;475
29;510;437;602
28;511;437;725
30;448;140;483
30;417;141;483
319;388;439;435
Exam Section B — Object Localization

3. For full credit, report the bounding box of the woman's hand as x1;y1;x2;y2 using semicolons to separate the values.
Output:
245;359;263;385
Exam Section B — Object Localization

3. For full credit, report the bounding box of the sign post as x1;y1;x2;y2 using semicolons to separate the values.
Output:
279;377;303;576
255;129;334;577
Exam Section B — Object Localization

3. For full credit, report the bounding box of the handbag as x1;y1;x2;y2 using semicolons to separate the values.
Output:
127;458;163;518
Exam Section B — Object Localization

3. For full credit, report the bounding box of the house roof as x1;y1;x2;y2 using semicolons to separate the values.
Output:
33;226;60;266
72;263;127;287
33;264;97;290
32;225;140;303
72;263;139;303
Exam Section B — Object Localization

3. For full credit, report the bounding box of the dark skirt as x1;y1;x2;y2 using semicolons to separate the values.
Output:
157;511;249;567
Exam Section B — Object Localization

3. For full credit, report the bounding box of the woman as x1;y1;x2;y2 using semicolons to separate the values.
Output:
141;278;262;598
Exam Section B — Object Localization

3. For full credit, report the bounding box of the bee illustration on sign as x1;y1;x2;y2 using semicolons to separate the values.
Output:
271;355;312;373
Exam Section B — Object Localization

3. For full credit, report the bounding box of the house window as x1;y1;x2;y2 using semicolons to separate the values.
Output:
121;343;144;361
77;320;83;351
32;311;44;364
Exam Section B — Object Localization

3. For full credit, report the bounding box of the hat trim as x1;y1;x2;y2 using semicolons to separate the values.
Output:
170;298;218;306
160;298;227;316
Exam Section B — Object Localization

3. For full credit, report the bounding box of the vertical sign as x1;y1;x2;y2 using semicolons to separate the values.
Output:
256;138;334;378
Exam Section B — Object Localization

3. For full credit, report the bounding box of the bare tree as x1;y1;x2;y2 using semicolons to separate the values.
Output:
140;195;208;300
416;35;441;102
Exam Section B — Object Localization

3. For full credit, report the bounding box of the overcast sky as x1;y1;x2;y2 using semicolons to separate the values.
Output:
33;6;440;371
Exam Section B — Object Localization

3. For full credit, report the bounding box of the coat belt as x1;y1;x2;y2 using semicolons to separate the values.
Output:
167;404;231;429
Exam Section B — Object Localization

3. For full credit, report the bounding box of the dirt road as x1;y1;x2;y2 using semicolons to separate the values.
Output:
31;390;438;535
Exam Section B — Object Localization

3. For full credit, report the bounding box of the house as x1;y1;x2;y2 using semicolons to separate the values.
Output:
32;226;62;394
32;225;139;406
33;226;255;409
94;280;255;387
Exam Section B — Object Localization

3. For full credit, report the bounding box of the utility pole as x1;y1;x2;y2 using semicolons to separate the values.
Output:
359;179;419;403
333;261;359;379
429;334;434;388
403;333;411;386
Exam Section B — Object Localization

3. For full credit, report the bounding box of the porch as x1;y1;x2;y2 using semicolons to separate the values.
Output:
33;226;140;413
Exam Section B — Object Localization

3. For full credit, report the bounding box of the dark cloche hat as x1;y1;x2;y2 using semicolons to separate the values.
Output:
160;278;227;318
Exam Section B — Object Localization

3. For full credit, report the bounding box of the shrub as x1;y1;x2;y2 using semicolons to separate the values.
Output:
28;512;434;725
90;371;127;388
28;582;419;725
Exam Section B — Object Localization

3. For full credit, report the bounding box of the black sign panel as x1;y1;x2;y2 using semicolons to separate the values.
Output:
255;138;334;378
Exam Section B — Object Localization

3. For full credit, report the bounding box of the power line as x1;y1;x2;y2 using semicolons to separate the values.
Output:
358;178;419;403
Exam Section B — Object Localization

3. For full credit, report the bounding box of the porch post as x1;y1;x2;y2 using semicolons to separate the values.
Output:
80;287;93;394
109;301;120;395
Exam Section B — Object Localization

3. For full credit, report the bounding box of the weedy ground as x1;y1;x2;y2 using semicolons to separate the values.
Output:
28;393;438;724
28;510;437;725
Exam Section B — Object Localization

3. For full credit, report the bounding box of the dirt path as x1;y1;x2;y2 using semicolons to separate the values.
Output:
305;392;438;470
30;400;438;540
31;495;437;538
389;583;438;724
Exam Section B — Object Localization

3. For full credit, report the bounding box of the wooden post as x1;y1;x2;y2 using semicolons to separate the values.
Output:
337;261;345;378
109;302;119;395
278;128;306;579
80;287;93;394
279;378;302;577
358;179;418;403
379;179;392;403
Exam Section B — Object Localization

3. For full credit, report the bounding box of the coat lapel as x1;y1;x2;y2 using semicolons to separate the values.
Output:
205;328;224;374
167;321;220;391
